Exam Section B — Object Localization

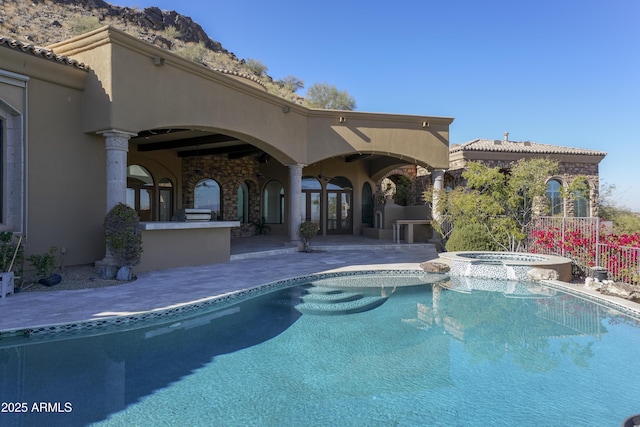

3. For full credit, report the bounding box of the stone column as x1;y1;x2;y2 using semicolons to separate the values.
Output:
431;169;445;222
288;163;304;246
99;130;133;213
96;130;134;278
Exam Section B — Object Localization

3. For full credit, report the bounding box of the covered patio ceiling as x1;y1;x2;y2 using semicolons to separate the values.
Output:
130;128;268;161
130;128;406;168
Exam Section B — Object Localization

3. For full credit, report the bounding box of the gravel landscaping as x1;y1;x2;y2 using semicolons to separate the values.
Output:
18;265;132;292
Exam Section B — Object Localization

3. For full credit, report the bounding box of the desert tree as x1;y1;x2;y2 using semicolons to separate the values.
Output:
430;158;559;251
303;82;356;110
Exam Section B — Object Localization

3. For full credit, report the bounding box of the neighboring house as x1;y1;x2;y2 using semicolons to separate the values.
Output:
0;27;453;273
447;132;607;217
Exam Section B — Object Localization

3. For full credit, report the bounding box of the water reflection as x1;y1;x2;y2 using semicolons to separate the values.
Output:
0;277;638;426
0;289;303;426
421;277;604;371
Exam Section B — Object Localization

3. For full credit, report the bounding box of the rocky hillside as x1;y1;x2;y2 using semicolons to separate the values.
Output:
0;0;301;102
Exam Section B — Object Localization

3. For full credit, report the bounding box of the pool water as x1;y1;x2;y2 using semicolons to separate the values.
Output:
1;274;639;426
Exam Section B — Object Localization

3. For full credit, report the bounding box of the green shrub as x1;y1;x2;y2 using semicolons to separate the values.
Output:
176;42;209;63
105;203;143;267
0;232;22;273
300;221;319;252
244;58;268;76
393;175;413;206
163;25;180;39
70;16;101;35
445;221;501;252
27;247;57;279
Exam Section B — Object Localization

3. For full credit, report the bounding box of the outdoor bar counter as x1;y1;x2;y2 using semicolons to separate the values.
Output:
136;221;240;273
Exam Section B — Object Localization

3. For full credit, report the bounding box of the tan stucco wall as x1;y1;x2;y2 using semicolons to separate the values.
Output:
1;45;104;265
25;77;107;264
1;25;453;269
137;226;232;273
306;112;451;169
52;27;452;169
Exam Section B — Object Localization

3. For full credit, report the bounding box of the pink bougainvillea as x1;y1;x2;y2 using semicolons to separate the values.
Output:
529;222;640;284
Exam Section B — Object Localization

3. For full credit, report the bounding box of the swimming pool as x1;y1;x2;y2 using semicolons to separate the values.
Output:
1;271;639;426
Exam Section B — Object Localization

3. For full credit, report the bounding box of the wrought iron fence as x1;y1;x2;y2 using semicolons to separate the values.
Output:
526;216;601;272
597;243;640;284
527;216;639;284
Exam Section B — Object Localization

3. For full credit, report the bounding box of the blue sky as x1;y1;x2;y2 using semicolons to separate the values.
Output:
112;0;640;211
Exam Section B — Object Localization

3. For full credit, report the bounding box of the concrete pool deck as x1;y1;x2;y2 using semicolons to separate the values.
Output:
1;235;639;334
0;236;439;333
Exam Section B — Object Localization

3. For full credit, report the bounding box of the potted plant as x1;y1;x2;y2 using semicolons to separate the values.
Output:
300;221;319;253
28;246;61;287
104;203;143;281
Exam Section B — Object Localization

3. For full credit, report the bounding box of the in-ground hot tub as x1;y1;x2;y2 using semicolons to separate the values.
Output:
438;251;573;282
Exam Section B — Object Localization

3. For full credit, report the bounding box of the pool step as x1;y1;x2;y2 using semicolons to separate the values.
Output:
304;287;344;295
301;291;362;304
295;287;387;315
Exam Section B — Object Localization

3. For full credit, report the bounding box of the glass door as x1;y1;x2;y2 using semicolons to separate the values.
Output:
327;177;352;234
301;177;322;234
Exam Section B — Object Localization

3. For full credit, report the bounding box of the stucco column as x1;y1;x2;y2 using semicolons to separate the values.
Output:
99;130;133;213
288;163;304;245
431;169;445;222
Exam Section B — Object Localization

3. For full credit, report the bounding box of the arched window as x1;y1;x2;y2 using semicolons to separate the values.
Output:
546;179;563;216
572;179;590;217
237;181;249;223
263;180;284;224
158;178;173;222
127;165;154;221
361;182;373;226
302;177;323;190
195;178;222;220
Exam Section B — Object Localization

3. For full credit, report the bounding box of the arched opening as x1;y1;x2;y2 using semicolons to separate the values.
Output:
195;178;222;220
380;174;412;206
127;165;154;221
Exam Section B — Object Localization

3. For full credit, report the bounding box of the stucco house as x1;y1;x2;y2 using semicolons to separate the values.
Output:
447;132;607;217
0;26;453;274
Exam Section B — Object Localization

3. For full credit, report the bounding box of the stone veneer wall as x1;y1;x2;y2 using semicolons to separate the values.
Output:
447;159;600;217
182;155;261;237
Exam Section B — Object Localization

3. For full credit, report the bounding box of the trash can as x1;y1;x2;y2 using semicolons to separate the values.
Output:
590;266;608;281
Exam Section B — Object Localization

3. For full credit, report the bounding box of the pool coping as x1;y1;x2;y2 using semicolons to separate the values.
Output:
0;269;432;342
1;267;638;344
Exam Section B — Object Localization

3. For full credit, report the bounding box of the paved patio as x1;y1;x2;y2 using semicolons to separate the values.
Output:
0;236;439;333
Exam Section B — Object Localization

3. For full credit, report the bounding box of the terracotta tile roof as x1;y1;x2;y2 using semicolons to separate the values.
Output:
212;68;267;89
0;37;89;71
450;139;607;157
